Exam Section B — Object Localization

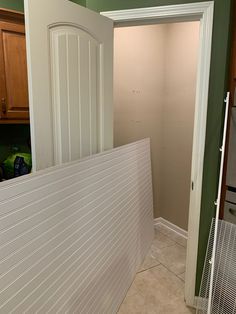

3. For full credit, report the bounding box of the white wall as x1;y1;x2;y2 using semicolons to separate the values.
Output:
114;22;200;230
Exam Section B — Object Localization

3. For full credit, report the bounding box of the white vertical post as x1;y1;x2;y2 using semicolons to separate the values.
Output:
207;92;230;314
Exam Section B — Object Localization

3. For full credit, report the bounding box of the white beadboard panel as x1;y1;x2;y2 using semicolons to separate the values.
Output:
0;139;154;313
50;25;102;164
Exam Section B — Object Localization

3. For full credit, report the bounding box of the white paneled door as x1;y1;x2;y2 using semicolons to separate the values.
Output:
24;0;113;171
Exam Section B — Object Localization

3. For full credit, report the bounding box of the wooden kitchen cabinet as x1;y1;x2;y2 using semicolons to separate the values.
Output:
0;9;29;124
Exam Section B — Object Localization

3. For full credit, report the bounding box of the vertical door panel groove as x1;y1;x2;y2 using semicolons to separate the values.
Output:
49;26;104;164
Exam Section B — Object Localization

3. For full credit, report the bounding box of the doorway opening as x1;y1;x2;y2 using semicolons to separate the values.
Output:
102;1;214;307
114;21;199;231
114;20;200;309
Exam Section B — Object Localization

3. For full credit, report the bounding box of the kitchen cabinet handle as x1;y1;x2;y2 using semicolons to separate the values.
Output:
229;208;236;216
1;98;6;114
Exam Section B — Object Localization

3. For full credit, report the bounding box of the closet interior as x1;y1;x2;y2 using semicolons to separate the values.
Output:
114;21;200;232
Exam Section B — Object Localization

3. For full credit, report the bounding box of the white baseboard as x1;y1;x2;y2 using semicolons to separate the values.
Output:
154;217;188;239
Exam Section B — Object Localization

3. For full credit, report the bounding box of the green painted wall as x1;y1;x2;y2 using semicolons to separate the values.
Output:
87;0;204;11
0;0;86;12
0;0;233;294
72;0;87;6
0;0;24;11
86;0;233;293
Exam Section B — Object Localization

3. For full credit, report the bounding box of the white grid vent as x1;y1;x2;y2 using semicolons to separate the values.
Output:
197;219;236;313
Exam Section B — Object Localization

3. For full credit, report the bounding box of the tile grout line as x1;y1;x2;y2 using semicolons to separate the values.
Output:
137;263;161;274
119;228;186;310
137;255;185;283
146;259;185;282
148;231;187;280
178;275;185;283
134;262;185;303
139;232;187;281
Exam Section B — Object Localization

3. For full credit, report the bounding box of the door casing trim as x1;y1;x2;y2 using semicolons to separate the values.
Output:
101;1;214;306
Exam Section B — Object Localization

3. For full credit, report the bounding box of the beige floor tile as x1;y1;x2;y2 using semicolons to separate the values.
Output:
118;231;193;314
144;299;195;314
178;272;186;282
125;280;142;298
169;232;187;248
146;297;196;314
147;265;185;299
134;265;184;302
118;265;195;314
152;243;186;275
118;292;146;314
152;231;175;249
155;226;187;247
138;249;160;273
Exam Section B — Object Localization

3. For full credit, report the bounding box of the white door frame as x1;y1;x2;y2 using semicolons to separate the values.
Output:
101;1;214;307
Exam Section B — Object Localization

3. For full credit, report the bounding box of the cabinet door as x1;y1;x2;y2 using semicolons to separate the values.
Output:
0;22;29;121
24;0;113;171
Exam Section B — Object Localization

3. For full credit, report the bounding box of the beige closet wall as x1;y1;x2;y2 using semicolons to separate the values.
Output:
161;23;200;229
114;22;200;230
114;25;166;214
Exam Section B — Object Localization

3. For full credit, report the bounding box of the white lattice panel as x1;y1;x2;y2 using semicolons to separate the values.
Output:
197;219;236;314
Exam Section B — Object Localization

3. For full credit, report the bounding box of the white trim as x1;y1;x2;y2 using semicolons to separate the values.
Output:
101;2;212;22
154;217;188;239
206;93;230;314
102;2;214;307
